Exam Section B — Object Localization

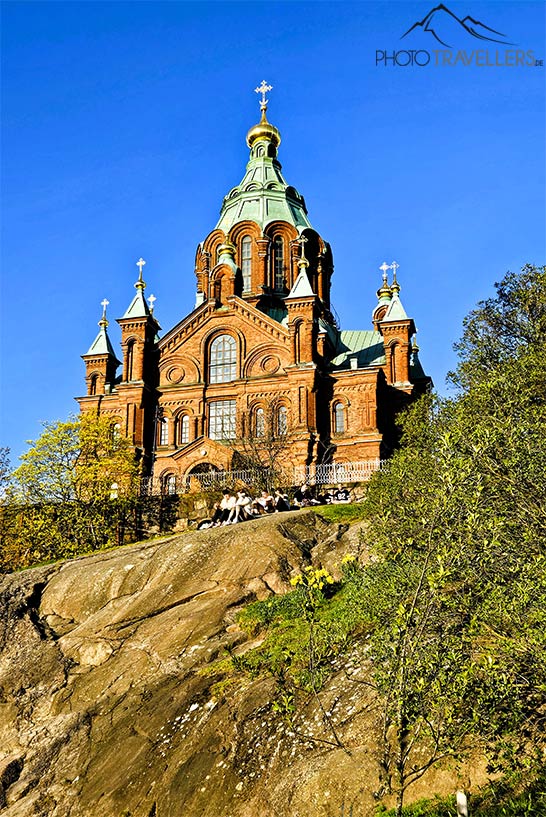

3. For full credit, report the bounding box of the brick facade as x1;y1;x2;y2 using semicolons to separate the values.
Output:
77;100;430;491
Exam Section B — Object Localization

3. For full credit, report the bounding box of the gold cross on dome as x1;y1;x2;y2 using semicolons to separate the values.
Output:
100;298;109;316
148;294;156;313
255;80;272;108
136;257;146;276
390;261;399;276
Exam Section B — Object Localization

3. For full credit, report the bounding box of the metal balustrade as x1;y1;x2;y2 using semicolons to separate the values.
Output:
144;459;385;495
294;460;385;486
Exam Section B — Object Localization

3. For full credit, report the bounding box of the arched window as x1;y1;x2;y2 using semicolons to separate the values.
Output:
112;422;121;440
209;334;236;383
273;237;284;290
159;417;169;446
163;474;177;495
126;340;135;381
277;405;288;437
390;343;398;383
89;374;98;396
241;236;252;292
334;402;345;434
179;415;190;445
255;407;265;438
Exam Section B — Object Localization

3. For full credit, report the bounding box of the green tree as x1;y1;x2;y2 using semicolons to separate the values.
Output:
1;414;141;570
362;264;546;813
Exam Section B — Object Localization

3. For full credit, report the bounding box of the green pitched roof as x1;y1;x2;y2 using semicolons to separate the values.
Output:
122;289;150;319
85;325;118;359
287;267;314;298
382;293;409;322
331;330;385;370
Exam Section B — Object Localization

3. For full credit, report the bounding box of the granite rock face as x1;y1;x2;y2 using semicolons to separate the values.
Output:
0;511;476;817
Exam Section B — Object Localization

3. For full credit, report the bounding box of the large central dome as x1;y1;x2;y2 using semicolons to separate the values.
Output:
215;96;311;233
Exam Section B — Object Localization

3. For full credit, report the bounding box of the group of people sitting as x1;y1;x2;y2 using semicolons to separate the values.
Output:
198;483;351;529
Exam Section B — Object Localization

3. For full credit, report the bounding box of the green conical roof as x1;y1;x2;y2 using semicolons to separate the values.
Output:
216;124;312;233
86;324;117;357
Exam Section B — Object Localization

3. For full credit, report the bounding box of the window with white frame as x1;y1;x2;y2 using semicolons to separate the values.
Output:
273;237;284;290
159;417;169;445
179;415;190;444
333;402;345;433
209;334;236;383
277;405;288;436
241;236;252;292
209;400;236;440
255;407;265;438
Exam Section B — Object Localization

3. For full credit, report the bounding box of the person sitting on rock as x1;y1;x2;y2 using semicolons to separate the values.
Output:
273;489;290;512
334;484;350;503
253;490;275;514
212;490;232;526
229;490;253;523
221;491;237;525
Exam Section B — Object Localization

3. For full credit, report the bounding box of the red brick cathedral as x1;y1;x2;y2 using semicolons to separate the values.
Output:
77;84;430;490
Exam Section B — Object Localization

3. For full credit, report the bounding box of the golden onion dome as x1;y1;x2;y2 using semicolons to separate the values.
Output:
246;110;281;149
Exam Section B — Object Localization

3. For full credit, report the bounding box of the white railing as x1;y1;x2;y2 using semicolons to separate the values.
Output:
187;467;282;490
144;460;385;495
294;460;384;486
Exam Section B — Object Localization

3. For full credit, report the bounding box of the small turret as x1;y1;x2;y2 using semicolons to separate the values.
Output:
117;258;160;384
82;299;121;395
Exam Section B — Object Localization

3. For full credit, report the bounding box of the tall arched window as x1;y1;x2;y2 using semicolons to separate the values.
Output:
209;334;236;383
333;402;345;434
126;340;135;381
179;415;190;444
255;407;265;438
241;236;252;292
159;417;169;446
273;237;284;290
89;374;98;396
390;343;398;383
277;405;288;437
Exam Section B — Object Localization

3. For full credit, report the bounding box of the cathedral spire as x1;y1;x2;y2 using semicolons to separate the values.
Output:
122;257;151;319
85;299;118;357
390;261;401;295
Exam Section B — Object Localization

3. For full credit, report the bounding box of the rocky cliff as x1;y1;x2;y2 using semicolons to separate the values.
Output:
0;511;478;817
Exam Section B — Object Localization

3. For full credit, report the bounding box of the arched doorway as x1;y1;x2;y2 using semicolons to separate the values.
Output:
185;462;221;490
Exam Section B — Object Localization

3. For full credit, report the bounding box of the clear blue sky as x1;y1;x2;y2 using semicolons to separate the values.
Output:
1;1;544;463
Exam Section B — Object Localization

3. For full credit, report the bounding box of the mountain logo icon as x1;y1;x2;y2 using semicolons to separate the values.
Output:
402;4;515;48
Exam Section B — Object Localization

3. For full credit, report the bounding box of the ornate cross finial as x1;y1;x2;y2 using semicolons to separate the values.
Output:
148;294;156;313
135;257;147;290
255;80;272;112
99;298;109;327
379;261;390;283
390;261;400;293
296;235;309;269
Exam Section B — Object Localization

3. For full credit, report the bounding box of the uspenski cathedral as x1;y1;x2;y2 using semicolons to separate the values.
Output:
77;83;430;491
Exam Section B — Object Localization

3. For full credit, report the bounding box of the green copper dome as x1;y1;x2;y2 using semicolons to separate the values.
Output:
215;115;312;233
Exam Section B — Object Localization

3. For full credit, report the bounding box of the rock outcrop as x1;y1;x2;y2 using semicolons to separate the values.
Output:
0;511;478;817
